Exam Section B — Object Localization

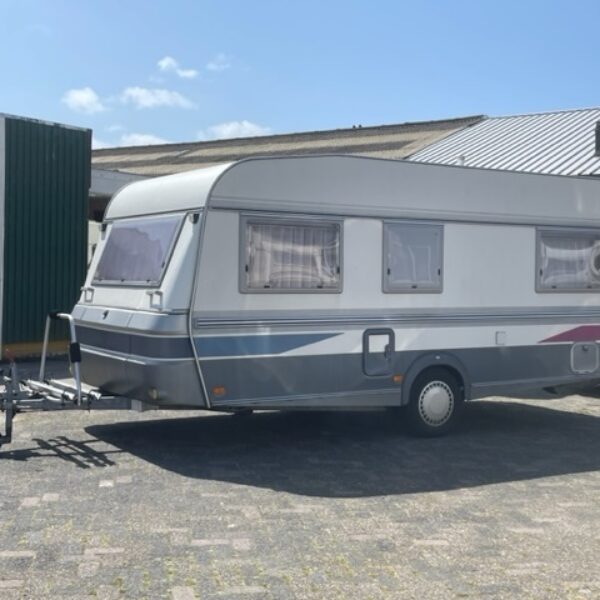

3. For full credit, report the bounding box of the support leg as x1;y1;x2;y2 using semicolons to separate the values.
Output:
0;402;14;448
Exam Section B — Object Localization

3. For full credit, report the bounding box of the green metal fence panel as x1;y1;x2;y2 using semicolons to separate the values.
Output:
3;117;91;345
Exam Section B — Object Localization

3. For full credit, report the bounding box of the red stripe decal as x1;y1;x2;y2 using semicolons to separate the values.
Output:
541;325;600;343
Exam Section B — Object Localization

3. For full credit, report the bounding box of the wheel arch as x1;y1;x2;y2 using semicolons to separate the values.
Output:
401;352;471;406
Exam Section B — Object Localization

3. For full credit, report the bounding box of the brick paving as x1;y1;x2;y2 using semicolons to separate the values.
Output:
0;376;599;598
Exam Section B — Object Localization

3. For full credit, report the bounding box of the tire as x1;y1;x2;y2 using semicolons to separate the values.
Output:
405;367;464;437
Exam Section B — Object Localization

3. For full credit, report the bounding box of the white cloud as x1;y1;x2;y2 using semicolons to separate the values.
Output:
198;120;271;141
92;137;111;149
157;55;198;79
62;87;106;114
206;53;231;72
176;68;198;79
120;133;170;146
107;124;125;132
120;86;196;109
157;56;178;71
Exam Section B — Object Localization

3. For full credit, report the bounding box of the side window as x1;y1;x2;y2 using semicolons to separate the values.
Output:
537;229;600;291
383;222;443;292
241;216;342;292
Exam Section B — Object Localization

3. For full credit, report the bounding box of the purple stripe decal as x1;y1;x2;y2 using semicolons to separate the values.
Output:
541;325;600;343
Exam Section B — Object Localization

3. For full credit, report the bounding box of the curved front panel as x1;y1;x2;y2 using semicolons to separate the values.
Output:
73;305;206;408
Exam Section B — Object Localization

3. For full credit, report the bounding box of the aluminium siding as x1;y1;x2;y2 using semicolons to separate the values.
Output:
2;117;91;347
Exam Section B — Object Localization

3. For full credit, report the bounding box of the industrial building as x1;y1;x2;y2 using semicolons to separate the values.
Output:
89;115;484;205
92;115;483;176
90;108;600;213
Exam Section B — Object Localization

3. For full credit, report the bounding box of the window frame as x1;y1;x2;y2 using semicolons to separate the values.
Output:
382;220;444;294
239;213;344;294
536;227;600;293
92;212;186;288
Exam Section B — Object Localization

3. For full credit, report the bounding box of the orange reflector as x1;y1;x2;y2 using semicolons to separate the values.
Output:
392;374;403;384
212;386;226;397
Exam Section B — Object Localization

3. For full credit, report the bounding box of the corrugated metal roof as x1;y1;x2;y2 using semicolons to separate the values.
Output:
91;116;484;177
408;108;600;176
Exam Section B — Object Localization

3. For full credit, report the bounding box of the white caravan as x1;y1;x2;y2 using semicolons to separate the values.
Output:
71;155;600;435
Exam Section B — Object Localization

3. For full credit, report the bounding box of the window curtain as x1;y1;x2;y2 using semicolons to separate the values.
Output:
540;235;600;289
246;222;339;289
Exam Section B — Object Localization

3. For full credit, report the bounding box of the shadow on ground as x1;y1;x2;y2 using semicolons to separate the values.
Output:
3;400;599;497
76;400;600;497
1;435;121;468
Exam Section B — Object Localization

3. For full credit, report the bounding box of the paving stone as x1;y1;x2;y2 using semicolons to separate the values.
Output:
217;585;267;595
0;580;24;588
77;561;99;577
83;547;125;557
190;538;230;547
0;365;599;599
20;497;40;508
171;586;197;600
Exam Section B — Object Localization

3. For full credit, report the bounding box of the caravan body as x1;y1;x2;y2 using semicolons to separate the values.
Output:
72;155;600;429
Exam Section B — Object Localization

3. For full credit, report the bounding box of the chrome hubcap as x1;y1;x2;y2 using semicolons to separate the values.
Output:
418;380;454;426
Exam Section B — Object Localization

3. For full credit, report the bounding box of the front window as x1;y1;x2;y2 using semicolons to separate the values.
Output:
93;214;183;286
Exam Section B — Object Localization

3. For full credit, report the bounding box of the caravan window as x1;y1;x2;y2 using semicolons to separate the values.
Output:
383;222;443;292
241;217;341;292
537;229;600;291
93;214;183;286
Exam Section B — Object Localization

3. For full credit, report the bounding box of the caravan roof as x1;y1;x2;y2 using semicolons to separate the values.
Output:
105;155;600;227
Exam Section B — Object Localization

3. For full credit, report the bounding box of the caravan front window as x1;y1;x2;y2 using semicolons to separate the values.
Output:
93;214;183;286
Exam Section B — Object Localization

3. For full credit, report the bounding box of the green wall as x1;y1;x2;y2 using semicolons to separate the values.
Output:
3;117;91;346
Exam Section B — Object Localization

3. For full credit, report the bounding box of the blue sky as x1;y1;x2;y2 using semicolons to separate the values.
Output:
1;0;599;148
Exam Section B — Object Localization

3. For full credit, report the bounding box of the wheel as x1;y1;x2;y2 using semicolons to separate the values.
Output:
405;368;464;437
